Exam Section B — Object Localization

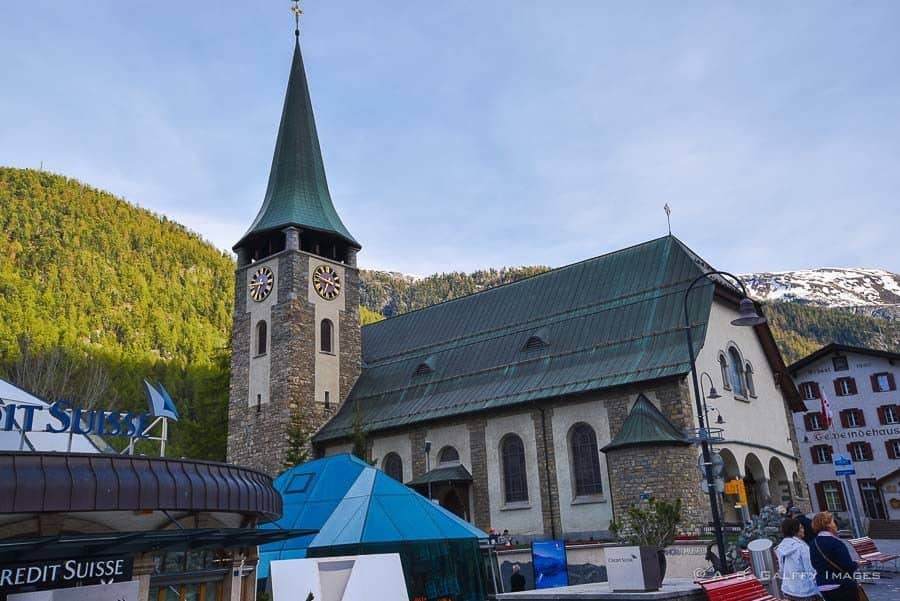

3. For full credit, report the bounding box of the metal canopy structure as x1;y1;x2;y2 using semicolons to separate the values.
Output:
0;528;315;564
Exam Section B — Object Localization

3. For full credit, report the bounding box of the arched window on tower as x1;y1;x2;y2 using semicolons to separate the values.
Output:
728;347;746;397
383;453;403;482
320;319;333;353
718;353;730;390
256;321;267;355
501;434;528;504
745;362;756;398
570;423;603;497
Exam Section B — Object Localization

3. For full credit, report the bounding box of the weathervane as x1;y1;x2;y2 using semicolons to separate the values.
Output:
291;0;302;38
664;203;672;235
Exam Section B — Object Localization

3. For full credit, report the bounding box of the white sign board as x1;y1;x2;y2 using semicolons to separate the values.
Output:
604;546;660;592
8;581;138;601
271;553;408;601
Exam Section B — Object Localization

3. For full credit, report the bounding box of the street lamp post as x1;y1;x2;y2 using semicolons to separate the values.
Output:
683;270;766;574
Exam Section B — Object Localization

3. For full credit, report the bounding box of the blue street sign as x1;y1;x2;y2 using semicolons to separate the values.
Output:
833;454;856;476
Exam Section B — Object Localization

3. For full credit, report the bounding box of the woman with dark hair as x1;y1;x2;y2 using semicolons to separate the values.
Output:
808;512;864;601
776;518;821;600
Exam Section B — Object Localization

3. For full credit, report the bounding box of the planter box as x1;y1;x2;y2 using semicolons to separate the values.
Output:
605;545;661;592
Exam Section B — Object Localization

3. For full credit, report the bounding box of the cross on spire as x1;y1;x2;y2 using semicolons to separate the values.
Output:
291;0;302;38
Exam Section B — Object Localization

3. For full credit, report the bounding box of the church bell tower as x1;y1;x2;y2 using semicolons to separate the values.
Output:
227;11;361;476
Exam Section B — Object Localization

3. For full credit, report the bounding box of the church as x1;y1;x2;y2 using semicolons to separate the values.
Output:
226;28;809;541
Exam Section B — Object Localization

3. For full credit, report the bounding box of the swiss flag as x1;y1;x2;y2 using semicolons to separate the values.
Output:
821;391;834;429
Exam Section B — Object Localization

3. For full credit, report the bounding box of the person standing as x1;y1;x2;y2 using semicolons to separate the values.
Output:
789;507;816;546
808;512;864;601
776;518;822;601
510;564;526;592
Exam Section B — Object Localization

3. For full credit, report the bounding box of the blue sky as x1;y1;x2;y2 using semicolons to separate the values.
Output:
2;2;898;275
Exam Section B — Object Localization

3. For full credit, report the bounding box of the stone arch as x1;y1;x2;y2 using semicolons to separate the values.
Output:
768;457;791;507
718;448;743;522
743;453;768;515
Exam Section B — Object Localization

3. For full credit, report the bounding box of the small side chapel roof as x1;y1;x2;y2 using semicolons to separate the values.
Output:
600;394;690;452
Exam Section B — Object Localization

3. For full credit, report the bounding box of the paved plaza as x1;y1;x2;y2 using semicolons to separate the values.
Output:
857;539;900;601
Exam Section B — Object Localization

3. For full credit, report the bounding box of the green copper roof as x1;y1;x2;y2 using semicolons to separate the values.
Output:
315;236;719;443
236;39;359;251
601;393;690;452
406;465;473;486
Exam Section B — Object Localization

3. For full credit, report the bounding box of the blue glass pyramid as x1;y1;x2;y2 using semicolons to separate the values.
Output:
258;454;486;579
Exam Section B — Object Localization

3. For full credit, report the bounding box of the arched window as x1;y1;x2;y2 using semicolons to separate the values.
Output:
438;446;460;465
256;321;267;355
745;362;756;397
501;434;528;503
383;453;403;482
320;319;333;353
728;348;746;396
718;354;730;390
570;423;603;496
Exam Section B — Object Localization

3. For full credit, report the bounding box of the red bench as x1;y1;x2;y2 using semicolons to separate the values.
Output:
695;570;783;601
849;536;899;570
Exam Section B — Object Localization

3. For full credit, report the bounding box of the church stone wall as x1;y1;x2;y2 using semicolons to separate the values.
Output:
318;378;717;538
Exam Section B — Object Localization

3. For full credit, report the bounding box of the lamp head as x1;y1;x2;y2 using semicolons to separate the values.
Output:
731;298;767;327
707;385;721;400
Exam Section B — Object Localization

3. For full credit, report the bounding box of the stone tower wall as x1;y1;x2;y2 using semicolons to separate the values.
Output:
227;249;361;477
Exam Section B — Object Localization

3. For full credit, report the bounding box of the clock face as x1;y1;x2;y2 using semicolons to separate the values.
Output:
313;264;341;300
249;266;274;302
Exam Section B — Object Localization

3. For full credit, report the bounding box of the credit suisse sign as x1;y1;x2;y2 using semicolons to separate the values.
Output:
0;400;154;439
0;557;133;593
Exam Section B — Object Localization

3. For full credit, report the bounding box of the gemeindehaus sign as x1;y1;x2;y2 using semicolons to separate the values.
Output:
0;557;133;593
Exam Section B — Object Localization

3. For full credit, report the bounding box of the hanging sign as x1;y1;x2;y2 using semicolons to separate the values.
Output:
833;454;856;476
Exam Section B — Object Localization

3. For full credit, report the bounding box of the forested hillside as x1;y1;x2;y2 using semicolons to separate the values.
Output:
2;166;895;461
0;167;233;459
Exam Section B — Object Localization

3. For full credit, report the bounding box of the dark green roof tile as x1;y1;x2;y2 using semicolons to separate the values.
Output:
315;236;717;443
600;393;690;452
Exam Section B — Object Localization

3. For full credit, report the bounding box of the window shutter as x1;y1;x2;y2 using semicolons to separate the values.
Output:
834;380;842;396
836;480;847;510
889;373;897;391
812;382;821;398
814;482;826;511
804;414;813;431
856;409;866;427
849;378;858;395
865;442;873;460
887;440;898;460
872;374;881;392
840;410;849;428
811;447;820;464
878;406;887;425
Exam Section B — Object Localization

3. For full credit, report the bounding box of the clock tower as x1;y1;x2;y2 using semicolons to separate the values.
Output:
227;26;361;476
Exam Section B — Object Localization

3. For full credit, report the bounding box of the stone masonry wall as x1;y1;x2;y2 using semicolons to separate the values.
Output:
531;407;563;538
337;267;361;413
604;380;710;530
467;418;491;530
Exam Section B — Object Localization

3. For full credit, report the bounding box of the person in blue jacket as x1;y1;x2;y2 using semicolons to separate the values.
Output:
808;512;865;601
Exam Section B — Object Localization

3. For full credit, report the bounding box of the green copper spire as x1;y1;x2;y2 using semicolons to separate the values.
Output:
236;37;359;251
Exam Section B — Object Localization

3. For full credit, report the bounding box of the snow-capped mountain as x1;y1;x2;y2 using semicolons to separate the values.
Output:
741;268;900;320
